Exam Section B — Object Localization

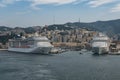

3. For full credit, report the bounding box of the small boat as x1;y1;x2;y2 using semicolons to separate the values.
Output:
79;49;87;54
79;52;83;54
81;49;87;52
50;47;66;54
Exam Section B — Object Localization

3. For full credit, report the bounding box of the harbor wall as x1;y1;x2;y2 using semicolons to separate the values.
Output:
52;42;91;50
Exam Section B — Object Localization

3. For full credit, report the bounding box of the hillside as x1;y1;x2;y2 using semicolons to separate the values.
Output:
0;19;120;35
48;19;120;35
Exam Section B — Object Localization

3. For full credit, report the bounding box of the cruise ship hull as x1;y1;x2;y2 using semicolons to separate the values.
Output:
8;47;52;54
92;47;109;55
8;36;54;54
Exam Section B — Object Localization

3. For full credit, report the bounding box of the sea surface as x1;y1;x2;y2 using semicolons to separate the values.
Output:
0;50;120;80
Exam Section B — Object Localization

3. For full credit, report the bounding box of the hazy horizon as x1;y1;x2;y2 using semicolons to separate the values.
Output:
0;0;120;27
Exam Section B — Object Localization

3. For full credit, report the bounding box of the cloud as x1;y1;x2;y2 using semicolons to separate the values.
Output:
0;0;120;13
30;0;77;5
0;0;80;9
2;0;17;4
29;0;78;10
0;3;6;7
73;0;88;5
88;0;116;7
0;0;21;8
111;4;120;12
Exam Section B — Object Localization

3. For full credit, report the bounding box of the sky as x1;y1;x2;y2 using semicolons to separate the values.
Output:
0;0;120;27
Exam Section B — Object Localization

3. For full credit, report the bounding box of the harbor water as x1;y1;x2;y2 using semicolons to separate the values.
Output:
0;51;120;80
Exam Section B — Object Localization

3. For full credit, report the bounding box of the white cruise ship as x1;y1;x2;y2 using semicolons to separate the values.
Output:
8;36;54;54
91;33;110;54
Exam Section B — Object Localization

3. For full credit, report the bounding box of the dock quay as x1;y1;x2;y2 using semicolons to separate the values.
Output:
0;49;8;51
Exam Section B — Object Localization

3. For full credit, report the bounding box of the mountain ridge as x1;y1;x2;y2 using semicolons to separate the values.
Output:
0;19;120;34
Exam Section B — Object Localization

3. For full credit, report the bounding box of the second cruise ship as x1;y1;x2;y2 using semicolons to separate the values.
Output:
91;33;110;54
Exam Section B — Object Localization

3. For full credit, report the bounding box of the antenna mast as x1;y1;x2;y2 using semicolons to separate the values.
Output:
79;18;80;23
53;16;55;25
